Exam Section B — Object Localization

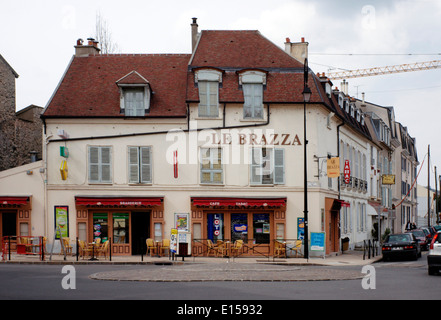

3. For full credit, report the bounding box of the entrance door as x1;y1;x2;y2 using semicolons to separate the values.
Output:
131;212;150;255
2;211;17;237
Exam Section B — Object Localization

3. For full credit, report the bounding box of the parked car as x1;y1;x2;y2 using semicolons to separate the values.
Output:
421;227;433;243
406;229;429;250
428;231;441;275
382;233;421;261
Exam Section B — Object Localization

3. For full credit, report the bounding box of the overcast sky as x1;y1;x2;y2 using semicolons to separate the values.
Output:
1;0;440;189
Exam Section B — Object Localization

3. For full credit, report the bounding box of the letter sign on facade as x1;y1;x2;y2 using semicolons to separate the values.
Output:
344;160;351;184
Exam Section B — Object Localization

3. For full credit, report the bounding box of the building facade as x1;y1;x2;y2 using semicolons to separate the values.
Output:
0;20;419;256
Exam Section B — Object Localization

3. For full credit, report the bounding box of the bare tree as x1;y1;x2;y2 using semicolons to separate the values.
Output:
95;11;120;54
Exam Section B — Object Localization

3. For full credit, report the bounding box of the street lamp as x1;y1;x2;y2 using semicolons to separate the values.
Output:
302;58;311;260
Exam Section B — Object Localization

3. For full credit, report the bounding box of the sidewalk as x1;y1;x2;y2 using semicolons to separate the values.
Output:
1;249;382;266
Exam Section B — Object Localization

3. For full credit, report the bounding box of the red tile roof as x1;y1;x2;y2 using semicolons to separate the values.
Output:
43;30;335;118
43;54;191;118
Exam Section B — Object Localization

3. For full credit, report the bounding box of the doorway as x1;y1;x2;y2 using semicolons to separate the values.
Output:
131;211;150;255
1;211;17;238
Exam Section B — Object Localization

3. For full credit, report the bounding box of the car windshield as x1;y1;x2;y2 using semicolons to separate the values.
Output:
388;234;411;242
411;231;425;237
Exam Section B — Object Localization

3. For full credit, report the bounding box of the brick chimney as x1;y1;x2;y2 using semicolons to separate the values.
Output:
191;17;199;52
284;37;308;64
74;38;101;56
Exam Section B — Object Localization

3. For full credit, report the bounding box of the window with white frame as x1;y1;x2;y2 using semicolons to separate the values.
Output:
243;83;263;118
124;88;147;116
200;148;223;184
250;148;284;185
239;70;266;119
195;69;222;118
198;81;219;117
89;146;112;183
128;146;152;184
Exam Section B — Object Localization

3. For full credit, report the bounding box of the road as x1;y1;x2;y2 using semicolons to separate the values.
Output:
0;252;439;311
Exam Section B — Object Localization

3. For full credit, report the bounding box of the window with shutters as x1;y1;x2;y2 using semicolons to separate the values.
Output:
198;81;219;117
88;146;112;183
128;146;152;184
243;83;263;119
124;88;146;116
200;148;223;184
250;148;284;185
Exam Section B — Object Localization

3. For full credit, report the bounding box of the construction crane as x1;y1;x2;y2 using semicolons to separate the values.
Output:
326;60;441;80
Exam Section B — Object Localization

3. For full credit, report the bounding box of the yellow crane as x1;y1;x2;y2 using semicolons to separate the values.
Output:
326;60;441;80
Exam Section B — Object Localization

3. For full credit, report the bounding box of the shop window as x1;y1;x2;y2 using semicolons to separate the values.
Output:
207;213;224;242
276;223;284;240
78;222;87;242
193;223;202;240
253;214;270;244
113;213;129;244
93;213;108;242
154;223;163;242
20;223;29;237
231;213;248;242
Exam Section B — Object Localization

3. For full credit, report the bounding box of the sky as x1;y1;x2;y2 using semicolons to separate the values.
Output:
1;0;440;189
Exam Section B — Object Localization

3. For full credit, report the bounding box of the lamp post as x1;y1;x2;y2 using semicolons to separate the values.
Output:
302;58;312;260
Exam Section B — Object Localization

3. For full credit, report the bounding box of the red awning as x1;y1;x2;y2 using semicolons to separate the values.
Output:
0;196;30;206
75;196;163;208
191;197;286;208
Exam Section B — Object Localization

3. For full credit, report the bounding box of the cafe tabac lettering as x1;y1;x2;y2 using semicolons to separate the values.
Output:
211;132;302;146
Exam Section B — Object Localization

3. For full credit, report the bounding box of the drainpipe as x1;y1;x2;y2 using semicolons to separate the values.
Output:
337;122;345;200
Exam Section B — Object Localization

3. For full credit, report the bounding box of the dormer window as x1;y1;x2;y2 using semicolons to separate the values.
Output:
116;71;151;117
238;70;266;119
194;68;223;117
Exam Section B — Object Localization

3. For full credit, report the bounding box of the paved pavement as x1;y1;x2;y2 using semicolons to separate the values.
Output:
1;250;382;281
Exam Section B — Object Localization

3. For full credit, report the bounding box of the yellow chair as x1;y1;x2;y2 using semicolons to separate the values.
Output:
160;239;170;257
207;240;216;257
62;237;72;255
78;240;92;259
97;240;109;259
216;242;228;257
146;238;157;256
291;240;303;257
231;240;243;257
274;240;286;258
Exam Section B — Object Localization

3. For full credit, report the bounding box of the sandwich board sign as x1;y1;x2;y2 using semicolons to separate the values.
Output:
310;232;326;258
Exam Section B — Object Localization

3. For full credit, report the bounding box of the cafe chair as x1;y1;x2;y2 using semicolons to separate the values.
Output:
146;238;157;256
78;240;92;259
231;240;243;257
274;240;286;258
160;239;170;257
62;237;73;255
216;242;228;257
291;240;303;257
207;240;216;257
97;240;109;259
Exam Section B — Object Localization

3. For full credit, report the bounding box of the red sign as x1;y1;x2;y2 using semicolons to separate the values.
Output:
344;160;351;184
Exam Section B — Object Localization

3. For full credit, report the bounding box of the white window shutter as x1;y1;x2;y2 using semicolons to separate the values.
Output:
100;147;112;182
128;147;139;183
89;146;99;182
274;148;285;184
140;147;151;183
250;148;262;184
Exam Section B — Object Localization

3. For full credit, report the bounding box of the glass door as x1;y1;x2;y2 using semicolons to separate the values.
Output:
207;213;224;242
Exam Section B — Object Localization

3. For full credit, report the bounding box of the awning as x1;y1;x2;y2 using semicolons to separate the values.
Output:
75;196;163;208
191;197;286;208
331;199;351;211
0;196;30;207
